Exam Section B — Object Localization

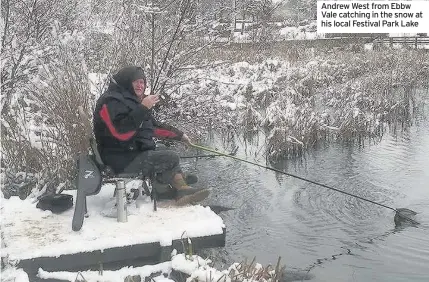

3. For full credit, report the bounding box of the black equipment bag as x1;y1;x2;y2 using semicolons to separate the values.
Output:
72;154;102;231
76;154;102;196
36;193;73;213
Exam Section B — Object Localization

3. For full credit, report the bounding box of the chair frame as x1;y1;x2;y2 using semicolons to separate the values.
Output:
71;138;157;232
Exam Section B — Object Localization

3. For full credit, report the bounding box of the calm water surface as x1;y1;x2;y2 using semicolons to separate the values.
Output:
183;101;429;281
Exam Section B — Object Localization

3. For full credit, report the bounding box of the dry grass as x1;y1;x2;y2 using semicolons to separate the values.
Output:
226;257;285;282
2;57;92;197
180;44;428;160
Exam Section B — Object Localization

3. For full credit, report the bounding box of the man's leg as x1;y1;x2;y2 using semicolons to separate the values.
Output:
152;144;199;185
145;150;210;205
123;150;209;205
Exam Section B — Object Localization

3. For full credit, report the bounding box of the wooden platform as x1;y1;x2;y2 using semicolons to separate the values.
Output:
1;185;226;280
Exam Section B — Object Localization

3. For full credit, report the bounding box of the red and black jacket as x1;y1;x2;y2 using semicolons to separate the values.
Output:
93;82;183;173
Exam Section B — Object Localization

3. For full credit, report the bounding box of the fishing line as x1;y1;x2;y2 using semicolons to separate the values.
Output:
190;144;419;225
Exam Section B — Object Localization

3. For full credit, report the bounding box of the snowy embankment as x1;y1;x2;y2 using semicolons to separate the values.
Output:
2;251;282;282
162;50;428;159
2;252;283;282
231;21;321;43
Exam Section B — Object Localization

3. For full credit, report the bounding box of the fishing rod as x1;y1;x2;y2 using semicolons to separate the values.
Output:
180;145;239;159
180;154;221;159
190;144;419;225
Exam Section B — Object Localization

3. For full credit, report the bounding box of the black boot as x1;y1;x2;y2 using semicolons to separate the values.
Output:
184;173;198;185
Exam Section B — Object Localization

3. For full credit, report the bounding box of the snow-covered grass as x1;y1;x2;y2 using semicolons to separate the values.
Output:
37;261;172;282
278;25;321;41
161;49;428;160
1;267;30;282
231;20;321;43
2;252;286;282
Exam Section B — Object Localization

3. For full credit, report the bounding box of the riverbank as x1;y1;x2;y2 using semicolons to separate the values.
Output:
159;49;428;160
1;251;295;282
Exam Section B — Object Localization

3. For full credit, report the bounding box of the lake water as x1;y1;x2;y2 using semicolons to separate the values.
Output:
183;91;429;281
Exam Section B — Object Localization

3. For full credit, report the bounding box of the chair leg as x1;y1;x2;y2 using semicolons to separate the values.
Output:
152;183;157;211
144;178;157;211
116;180;128;222
142;179;151;196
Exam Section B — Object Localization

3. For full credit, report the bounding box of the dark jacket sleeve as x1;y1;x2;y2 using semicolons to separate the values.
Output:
99;97;151;141
152;118;184;141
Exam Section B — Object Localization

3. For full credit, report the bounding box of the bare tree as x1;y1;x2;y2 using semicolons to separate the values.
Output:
90;0;226;104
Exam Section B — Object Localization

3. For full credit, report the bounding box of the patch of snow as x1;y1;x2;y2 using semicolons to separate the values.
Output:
364;43;373;50
159;234;173;247
38;261;172;282
34;252;283;282
171;254;211;275
1;267;30;282
88;72;109;98
233;32;251;43
279;26;319;40
1;185;224;261
172;254;230;282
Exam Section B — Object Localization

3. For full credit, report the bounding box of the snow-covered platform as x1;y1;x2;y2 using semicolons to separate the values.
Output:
1;185;226;280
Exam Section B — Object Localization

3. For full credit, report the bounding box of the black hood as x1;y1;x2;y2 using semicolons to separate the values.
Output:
110;66;146;95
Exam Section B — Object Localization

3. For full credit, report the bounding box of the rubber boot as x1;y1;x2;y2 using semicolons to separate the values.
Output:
171;174;209;206
184;172;198;185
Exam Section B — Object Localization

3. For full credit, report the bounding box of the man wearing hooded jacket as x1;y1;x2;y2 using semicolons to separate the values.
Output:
93;66;209;205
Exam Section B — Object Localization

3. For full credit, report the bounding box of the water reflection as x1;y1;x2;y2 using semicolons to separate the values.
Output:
184;114;429;281
184;89;429;281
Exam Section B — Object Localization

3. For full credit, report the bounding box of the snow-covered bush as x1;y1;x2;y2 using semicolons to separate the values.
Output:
1;1;92;196
168;49;428;160
2;41;92;197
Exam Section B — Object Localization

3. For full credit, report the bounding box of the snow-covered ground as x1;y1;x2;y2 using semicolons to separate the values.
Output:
278;24;321;40
1;183;224;261
1;267;30;282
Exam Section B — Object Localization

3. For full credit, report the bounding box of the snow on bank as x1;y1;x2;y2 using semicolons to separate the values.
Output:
1;184;224;261
34;254;210;282
34;253;282;282
172;253;231;282
1;267;30;282
37;261;172;282
278;26;320;40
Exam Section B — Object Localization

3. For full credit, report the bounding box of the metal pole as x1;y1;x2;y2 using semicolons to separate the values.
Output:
136;184;144;209
116;180;128;222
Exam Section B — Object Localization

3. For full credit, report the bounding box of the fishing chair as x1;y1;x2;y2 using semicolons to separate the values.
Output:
71;138;159;232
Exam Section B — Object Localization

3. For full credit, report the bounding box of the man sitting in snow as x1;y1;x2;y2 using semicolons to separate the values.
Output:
93;66;209;205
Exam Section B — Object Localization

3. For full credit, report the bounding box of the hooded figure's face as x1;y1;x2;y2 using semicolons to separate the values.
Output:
132;79;146;99
112;66;146;98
